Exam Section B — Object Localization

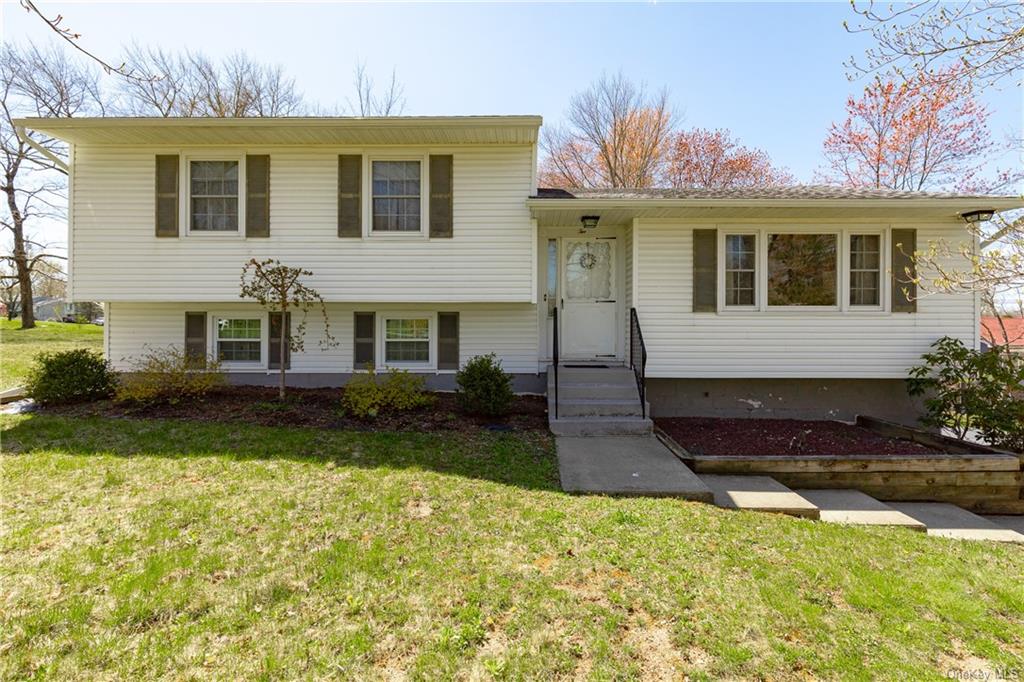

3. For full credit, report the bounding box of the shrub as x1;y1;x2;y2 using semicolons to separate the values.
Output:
341;365;433;419
907;336;1024;452
115;345;225;405
25;349;117;405
456;354;514;417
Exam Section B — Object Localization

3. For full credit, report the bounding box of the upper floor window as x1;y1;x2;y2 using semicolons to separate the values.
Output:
767;233;837;307
724;234;757;307
372;160;421;232
190;160;239;232
849;234;881;306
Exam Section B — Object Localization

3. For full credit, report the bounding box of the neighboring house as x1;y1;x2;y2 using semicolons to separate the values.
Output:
981;316;1024;355
33;297;66;321
15;116;1024;424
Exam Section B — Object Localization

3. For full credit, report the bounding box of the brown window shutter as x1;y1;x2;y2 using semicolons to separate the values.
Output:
429;155;453;239
338;155;362;237
692;229;718;312
891;228;917;313
245;154;271;238
268;311;291;369
155;155;179;237
184;312;207;367
438;312;459;370
353;312;375;369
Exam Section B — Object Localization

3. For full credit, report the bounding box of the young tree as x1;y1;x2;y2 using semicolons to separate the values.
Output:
665;128;793;189
1;42;102;329
539;73;673;188
239;259;335;400
821;71;991;191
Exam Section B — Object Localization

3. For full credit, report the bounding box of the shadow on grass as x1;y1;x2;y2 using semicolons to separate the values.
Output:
1;414;560;492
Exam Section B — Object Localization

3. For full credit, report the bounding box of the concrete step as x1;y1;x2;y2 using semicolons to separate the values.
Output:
549;416;654;437
796;489;926;531
699;474;820;519
888;503;1024;543
981;515;1024;535
550;382;641;400
553;366;635;383
555;398;644;418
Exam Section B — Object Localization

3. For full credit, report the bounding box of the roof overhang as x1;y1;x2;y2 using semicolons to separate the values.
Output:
13;115;543;146
526;197;1024;226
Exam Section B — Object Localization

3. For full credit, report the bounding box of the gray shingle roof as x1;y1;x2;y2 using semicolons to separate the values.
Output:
532;185;1016;201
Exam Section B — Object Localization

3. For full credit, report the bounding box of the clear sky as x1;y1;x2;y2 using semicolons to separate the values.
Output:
2;0;1021;249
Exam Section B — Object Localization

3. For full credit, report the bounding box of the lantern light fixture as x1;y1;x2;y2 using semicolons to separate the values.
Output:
580;215;601;230
960;209;995;224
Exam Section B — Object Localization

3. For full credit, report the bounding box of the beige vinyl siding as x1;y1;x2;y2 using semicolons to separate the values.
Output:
71;145;535;302
634;221;976;379
106;302;539;374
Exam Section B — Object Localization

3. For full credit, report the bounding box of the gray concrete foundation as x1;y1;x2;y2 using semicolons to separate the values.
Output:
227;371;547;394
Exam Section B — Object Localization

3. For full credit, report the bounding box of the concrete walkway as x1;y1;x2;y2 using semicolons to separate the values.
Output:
889;503;1024;543
556;436;713;501
797;489;926;531
699;475;820;519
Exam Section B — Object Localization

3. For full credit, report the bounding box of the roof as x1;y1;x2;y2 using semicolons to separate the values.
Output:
13;115;543;146
533;185;1023;203
981;316;1024;347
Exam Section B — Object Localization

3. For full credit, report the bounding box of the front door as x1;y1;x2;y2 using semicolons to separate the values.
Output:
560;237;617;359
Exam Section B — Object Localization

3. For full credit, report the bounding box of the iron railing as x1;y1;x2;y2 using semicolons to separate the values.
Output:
629;307;647;419
551;306;559;419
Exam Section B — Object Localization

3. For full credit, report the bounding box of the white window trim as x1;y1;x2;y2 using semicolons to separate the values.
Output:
365;155;429;239
211;313;266;368
379;312;436;370
181;152;246;239
717;226;892;314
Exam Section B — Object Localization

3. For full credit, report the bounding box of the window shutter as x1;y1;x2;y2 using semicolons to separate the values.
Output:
438;312;459;370
338;155;362;238
184;312;207;367
268;311;291;369
245;154;271;238
891;228;917;313
155;155;179;238
429;155;453;239
353;312;375;369
692;229;718;312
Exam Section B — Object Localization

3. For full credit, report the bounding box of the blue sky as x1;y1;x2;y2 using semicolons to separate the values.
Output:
3;1;1021;183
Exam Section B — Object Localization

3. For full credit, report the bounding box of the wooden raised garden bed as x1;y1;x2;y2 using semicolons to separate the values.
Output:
656;416;1023;514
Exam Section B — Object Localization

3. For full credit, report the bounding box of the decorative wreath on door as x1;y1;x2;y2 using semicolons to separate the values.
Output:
579;252;598;270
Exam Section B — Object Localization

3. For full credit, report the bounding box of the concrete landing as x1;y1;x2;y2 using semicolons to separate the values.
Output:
555;436;713;501
982;515;1024;534
699;475;819;519
796;489;926;531
889;503;1024;543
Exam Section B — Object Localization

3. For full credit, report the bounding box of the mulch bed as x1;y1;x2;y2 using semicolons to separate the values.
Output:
656;417;946;457
44;385;549;434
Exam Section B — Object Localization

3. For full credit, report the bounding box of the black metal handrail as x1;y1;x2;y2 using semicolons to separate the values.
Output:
552;306;559;419
629;307;647;419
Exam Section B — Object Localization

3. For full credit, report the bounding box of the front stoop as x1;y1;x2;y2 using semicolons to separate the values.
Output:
548;365;652;436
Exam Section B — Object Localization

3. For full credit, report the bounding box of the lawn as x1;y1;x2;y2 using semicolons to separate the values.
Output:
2;415;1023;680
0;319;104;391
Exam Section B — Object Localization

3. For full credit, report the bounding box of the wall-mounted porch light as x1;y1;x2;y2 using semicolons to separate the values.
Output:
960;209;995;224
580;215;601;230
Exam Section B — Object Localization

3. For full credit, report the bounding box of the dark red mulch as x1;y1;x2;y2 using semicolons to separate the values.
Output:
656;417;947;457
45;385;549;434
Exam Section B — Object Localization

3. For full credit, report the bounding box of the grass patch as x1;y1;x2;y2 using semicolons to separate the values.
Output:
0;319;104;391
2;414;1023;679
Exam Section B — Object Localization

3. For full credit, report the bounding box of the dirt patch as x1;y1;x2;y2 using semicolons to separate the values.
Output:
43;386;548;434
657;417;945;456
624;618;685;680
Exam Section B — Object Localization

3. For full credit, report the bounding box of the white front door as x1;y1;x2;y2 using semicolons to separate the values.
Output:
560;237;617;359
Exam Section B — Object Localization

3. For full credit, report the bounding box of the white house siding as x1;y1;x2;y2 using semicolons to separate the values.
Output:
106;302;539;375
71;145;535;302
634;221;976;379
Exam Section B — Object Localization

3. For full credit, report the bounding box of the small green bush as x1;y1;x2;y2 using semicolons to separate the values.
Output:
25;348;117;405
115;345;226;405
456;354;514;417
341;365;434;419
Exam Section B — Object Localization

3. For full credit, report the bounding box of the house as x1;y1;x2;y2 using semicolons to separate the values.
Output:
981;316;1024;355
15;116;1024;426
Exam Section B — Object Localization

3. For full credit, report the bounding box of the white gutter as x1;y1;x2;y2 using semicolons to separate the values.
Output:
15;126;68;173
526;197;1024;211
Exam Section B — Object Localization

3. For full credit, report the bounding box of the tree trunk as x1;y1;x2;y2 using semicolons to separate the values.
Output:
279;309;287;401
4;179;35;329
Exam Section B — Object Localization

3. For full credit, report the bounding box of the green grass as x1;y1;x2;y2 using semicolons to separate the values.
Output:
2;414;1023;680
0;319;104;391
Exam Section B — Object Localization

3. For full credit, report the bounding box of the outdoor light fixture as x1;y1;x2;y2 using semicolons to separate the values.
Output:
580;215;601;230
960;209;995;224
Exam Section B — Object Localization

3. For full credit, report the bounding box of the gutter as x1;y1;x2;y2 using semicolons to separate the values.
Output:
525;197;1024;211
15;126;68;173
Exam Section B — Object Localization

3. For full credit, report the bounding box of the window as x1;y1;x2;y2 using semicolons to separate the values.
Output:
767;233;837;307
849;234;881;306
217;318;261;362
724;234;757;306
190;160;239;231
384;318;430;364
546;238;558;317
372;160;421;232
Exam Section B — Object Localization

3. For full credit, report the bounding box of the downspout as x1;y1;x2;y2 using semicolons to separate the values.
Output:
14;126;69;173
